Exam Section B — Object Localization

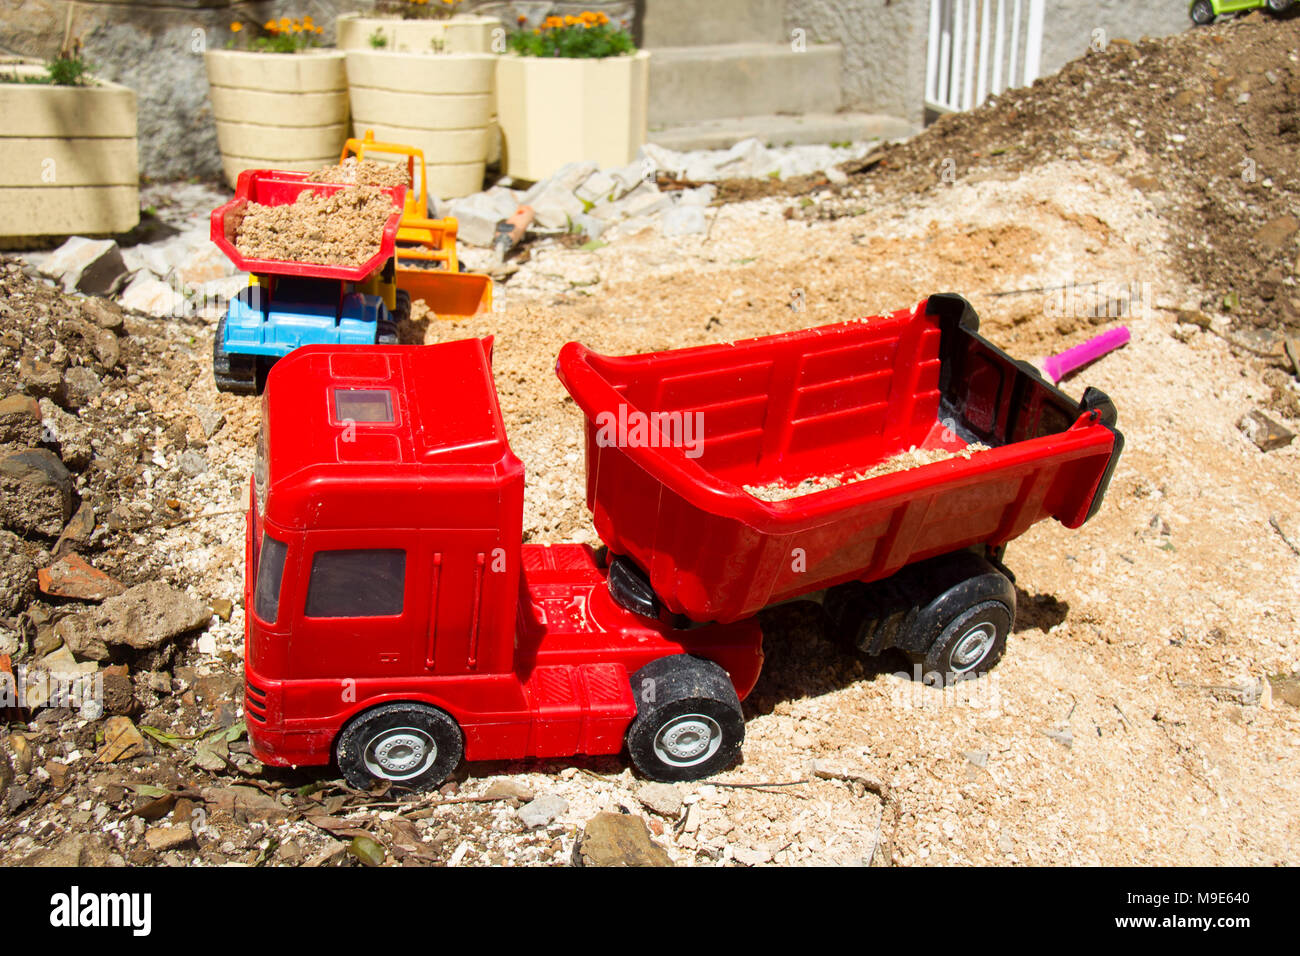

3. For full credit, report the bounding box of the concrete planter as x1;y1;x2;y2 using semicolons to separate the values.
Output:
0;60;139;237
204;49;349;188
496;51;649;182
344;50;494;200
336;13;499;54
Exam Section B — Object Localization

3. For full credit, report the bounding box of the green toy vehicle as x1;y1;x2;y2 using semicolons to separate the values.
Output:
1191;0;1294;25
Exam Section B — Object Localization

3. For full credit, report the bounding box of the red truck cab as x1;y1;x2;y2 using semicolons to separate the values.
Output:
244;338;764;789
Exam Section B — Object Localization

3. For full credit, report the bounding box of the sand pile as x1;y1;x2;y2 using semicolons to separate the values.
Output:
744;443;990;502
307;156;411;189
234;185;396;266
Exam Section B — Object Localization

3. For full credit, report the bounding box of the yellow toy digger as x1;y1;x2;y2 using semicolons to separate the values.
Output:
340;130;493;321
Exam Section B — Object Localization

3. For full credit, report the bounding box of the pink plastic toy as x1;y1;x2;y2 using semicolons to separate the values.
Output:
1037;326;1131;384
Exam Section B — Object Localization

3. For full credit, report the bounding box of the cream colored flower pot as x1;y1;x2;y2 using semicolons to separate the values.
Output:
344;50;494;200
496;50;649;182
204;49;349;188
0;60;139;237
336;13;499;54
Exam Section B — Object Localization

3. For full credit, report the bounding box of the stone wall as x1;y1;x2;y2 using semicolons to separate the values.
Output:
0;0;632;182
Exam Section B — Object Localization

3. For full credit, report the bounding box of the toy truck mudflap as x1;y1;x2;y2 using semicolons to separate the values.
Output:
557;294;1124;624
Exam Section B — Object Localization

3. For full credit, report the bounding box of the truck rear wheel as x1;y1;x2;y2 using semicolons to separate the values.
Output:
334;702;463;792
919;599;1011;680
626;655;745;782
1190;0;1215;24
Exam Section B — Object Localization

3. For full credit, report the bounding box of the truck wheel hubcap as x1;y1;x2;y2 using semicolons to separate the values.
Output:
951;624;996;671
654;714;722;767
365;727;436;779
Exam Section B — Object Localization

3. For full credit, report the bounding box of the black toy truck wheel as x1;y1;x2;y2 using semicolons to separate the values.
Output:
1268;0;1293;14
334;702;463;792
626;655;745;782
919;599;1011;681
212;314;258;395
1190;0;1215;24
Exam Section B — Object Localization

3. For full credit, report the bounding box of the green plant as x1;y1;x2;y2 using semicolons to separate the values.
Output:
45;44;93;86
369;28;389;48
507;10;635;58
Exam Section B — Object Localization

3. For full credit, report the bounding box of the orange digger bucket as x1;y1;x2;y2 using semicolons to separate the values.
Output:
400;268;492;320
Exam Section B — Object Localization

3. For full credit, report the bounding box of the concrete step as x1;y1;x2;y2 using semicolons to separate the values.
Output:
641;0;787;48
649;43;843;126
648;112;919;151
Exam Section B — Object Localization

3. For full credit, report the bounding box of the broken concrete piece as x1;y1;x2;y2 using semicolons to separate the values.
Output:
43;237;131;296
661;203;708;237
0;447;74;537
38;553;126;602
574;811;673;867
54;580;210;661
1239;409;1295;451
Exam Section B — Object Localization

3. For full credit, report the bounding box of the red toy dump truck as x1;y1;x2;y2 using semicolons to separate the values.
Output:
243;294;1122;789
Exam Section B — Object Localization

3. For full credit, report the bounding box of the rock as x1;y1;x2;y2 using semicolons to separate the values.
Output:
517;791;567;828
447;187;522;246
200;784;286;822
210;598;233;622
192;404;225;440
636;782;683;817
75;321;120;370
54;501;96;555
8;733;33;774
1239;409;1294;451
80;298;125;334
482;778;534;802
0;448;74;537
37;553;126;602
0;748;10;802
145;823;193;852
661;204;708;237
43;237;131;296
54;580;210;662
37;400;93;471
607;181;672;220
18;357;63;403
525;181;588;230
61;366;102;411
0;530;36;615
118;272;182;318
100;670;135;716
676;184;717;207
0;394;43;447
1269;674;1300;708
732;845;771;866
44;759;70;788
824;166;849;185
1043;727;1074;749
177;449;208;478
95;715;146;763
1255;215;1300;250
25;832;94;866
574;811;673;867
570;213;609;240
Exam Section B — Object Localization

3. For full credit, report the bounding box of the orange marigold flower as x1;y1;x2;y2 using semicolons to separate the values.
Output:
264;20;278;32
303;15;315;29
278;17;292;30
517;14;527;24
230;21;243;32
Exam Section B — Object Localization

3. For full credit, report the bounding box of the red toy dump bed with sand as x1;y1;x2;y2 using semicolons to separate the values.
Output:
210;169;405;279
557;293;1124;624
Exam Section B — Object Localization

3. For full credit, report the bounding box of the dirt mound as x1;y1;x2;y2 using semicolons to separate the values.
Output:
234;185;397;266
307;156;410;189
808;14;1300;332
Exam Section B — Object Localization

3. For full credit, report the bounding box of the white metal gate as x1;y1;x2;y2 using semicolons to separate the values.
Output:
925;0;1045;115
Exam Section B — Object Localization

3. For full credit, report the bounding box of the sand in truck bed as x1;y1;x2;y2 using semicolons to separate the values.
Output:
233;184;396;267
307;156;411;189
744;443;990;502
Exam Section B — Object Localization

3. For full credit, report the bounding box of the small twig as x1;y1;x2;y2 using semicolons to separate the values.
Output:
707;778;809;790
1269;515;1300;557
122;508;243;533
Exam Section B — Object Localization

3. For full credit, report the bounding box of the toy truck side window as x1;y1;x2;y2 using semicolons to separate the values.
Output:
304;549;406;619
254;534;289;624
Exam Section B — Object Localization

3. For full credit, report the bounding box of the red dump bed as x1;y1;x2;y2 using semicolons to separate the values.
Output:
557;294;1124;624
210;169;405;280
